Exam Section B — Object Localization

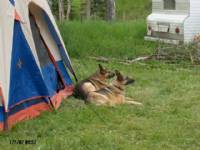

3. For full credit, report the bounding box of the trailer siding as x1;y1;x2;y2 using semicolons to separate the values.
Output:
184;0;200;42
152;0;189;14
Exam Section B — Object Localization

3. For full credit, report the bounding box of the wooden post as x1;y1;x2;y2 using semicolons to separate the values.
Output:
86;0;91;20
59;0;65;22
66;0;71;21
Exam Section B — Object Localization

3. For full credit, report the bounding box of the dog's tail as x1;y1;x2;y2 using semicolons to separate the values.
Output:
125;101;143;106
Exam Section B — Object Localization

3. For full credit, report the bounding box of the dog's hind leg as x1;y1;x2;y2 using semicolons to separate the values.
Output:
126;97;142;101
125;97;143;105
125;101;143;105
87;92;110;106
126;97;134;101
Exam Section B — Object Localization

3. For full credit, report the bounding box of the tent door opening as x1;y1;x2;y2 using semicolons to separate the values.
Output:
29;13;65;95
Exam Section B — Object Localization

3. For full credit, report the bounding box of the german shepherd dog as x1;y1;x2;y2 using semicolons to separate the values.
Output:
74;64;115;100
87;70;143;106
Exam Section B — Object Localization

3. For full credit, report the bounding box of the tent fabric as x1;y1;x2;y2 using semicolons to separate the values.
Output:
0;0;76;131
29;13;60;96
0;0;15;111
14;10;22;21
8;100;51;129
9;20;50;108
57;60;73;86
9;0;15;5
0;107;4;130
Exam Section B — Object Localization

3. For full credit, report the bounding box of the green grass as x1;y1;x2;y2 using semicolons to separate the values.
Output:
116;0;151;20
59;20;157;59
0;20;200;150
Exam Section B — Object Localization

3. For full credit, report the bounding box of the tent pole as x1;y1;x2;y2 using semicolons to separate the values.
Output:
72;69;78;82
3;111;9;131
48;98;56;111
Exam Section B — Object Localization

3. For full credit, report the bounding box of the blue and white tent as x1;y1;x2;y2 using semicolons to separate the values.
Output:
0;0;76;130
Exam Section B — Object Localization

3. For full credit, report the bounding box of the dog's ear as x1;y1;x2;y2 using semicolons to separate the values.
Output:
99;64;103;70
99;64;106;74
115;70;123;81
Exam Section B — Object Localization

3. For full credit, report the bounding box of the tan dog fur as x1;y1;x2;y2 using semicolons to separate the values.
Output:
74;64;115;100
87;70;143;106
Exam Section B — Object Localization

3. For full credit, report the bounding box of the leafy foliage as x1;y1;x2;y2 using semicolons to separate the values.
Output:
79;0;107;20
51;0;151;21
51;0;59;19
91;0;107;19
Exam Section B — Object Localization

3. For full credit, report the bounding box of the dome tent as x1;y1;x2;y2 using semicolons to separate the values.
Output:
0;0;76;130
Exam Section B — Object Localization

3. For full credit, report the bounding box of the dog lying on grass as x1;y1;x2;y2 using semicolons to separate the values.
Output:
86;70;143;106
74;64;115;100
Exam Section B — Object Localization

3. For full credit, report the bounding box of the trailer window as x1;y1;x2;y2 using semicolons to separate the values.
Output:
164;0;176;10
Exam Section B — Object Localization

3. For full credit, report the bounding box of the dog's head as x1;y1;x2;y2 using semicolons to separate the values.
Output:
98;64;115;79
115;70;135;86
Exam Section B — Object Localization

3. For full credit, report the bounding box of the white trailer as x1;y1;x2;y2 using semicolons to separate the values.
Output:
145;0;200;44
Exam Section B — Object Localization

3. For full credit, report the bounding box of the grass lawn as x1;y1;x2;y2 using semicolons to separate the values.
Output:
0;21;200;150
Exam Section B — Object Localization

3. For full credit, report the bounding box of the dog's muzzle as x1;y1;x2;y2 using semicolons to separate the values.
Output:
126;79;135;85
